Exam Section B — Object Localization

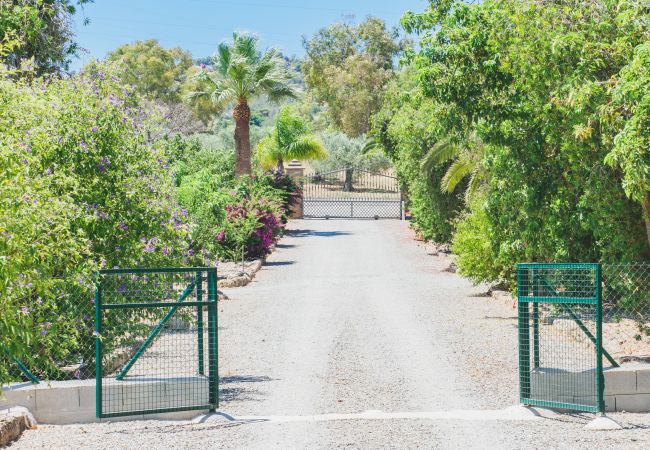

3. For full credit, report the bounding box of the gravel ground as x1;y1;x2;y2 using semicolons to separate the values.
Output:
10;219;650;449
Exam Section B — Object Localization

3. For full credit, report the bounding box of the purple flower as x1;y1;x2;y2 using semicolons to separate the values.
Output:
118;223;128;231
200;63;206;69
216;230;225;242
20;307;29;315
83;315;91;321
97;164;106;173
161;246;171;255
118;284;127;294
91;127;97;133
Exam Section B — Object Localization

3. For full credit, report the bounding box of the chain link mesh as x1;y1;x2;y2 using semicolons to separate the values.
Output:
601;262;650;362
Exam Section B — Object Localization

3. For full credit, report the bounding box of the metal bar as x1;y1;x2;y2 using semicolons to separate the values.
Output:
99;267;214;274
596;264;605;412
197;271;204;376
102;301;208;310
517;267;531;402
539;278;619;367
532;306;540;370
207;269;219;410
115;281;196;381
11;357;40;384
521;398;600;413
518;296;597;304
99;404;214;419
531;270;540;369
302;199;401;203
517;263;600;269
95;278;103;418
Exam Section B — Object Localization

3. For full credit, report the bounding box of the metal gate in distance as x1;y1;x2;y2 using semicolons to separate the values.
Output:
302;168;402;219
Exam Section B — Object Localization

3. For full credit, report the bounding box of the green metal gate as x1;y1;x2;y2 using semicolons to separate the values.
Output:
95;268;218;418
517;263;613;413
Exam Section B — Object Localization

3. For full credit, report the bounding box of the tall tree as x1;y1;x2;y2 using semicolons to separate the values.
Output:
107;39;193;103
189;33;297;177
0;0;92;74
302;17;408;136
256;107;326;174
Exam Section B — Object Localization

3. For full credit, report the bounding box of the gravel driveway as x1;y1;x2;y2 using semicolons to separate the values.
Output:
11;220;650;449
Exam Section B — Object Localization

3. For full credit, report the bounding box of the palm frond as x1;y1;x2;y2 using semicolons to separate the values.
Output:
421;138;460;177
215;43;231;76
232;32;258;63
256;134;282;170
286;135;327;161
441;155;474;194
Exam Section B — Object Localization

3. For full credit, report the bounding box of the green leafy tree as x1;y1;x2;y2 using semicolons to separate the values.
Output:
303;17;408;136
189;32;298;177
256;107;326;174
107;39;193;103
0;0;92;74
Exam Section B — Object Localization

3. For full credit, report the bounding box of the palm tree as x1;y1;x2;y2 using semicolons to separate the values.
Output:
189;33;297;176
421;133;488;203
256;107;327;174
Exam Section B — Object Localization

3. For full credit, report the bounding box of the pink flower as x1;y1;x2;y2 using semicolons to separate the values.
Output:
216;230;225;241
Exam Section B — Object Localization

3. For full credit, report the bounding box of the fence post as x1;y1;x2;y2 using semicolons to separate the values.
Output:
196;271;204;376
94;275;103;419
596;263;605;413
532;271;540;369
207;268;219;410
517;266;531;403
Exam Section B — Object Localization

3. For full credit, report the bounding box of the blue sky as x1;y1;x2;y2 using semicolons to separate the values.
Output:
71;0;428;69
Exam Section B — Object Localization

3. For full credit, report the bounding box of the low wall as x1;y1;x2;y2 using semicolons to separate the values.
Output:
1;378;207;425
605;362;650;412
528;362;650;412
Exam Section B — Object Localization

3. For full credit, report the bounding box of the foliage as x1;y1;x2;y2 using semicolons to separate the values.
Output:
381;0;650;286
189;32;298;176
107;39;193;103
256;106;326;173
372;68;463;242
302;17;409;136
0;0;92;74
170;134;298;260
0;61;190;384
311;131;391;174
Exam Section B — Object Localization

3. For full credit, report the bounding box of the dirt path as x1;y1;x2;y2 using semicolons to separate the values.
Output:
12;220;650;449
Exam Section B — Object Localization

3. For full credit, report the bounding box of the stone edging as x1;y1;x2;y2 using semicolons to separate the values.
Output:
217;259;264;289
0;407;36;446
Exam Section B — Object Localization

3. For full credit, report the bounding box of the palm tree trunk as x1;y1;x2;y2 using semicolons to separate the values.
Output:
642;192;650;249
233;100;251;177
276;158;285;175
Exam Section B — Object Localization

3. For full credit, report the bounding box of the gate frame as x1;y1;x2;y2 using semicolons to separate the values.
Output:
95;267;219;419
517;262;605;413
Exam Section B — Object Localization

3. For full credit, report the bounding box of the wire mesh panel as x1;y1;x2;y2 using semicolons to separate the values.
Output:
601;262;650;360
517;263;604;412
302;168;402;219
95;268;218;418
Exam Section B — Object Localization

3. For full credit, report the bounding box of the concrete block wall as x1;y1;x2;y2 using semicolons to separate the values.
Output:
1;379;208;424
604;363;650;413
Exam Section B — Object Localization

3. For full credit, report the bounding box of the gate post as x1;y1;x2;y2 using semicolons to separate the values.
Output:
517;266;531;403
286;160;304;219
94;275;103;419
207;268;219;410
596;263;605;413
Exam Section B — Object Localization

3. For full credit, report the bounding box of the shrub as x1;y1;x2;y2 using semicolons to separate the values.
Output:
0;61;190;383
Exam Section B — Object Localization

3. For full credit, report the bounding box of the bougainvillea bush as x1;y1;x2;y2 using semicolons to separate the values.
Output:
176;166;292;261
0;61;191;383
